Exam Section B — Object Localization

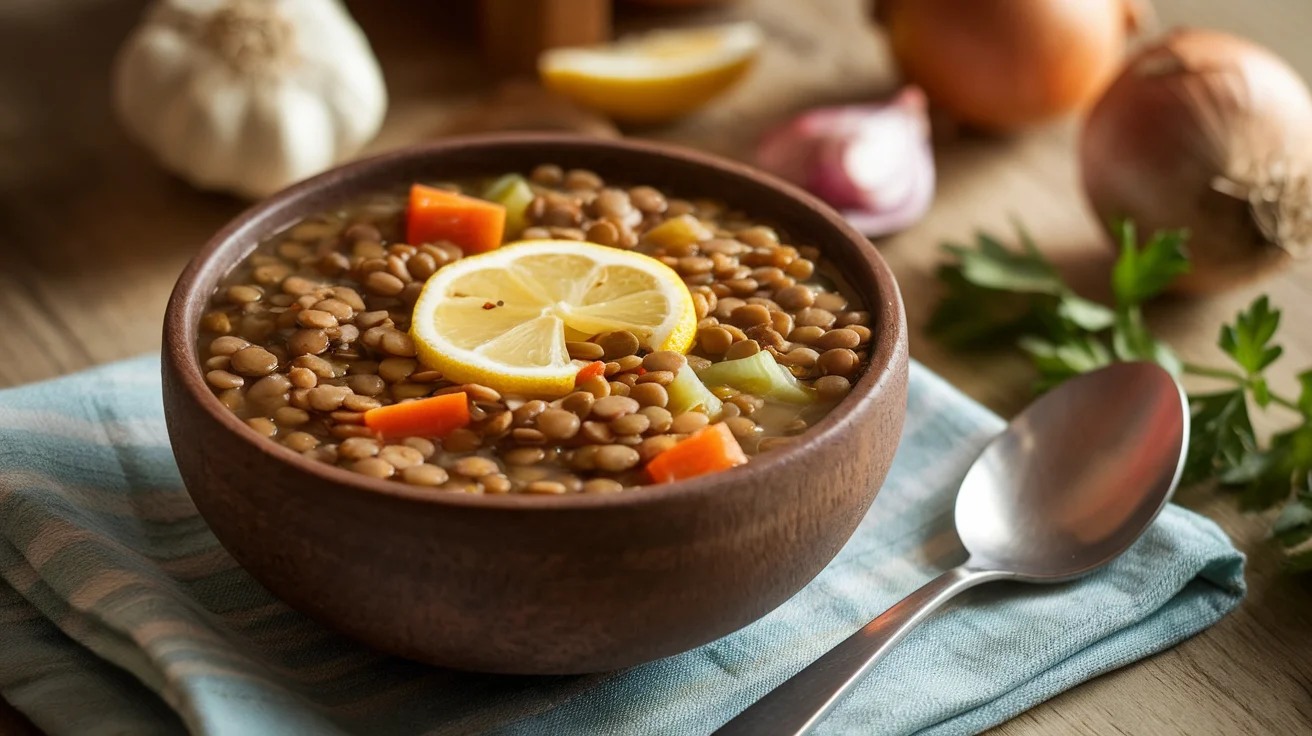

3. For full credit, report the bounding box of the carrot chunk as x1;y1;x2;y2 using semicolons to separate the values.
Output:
363;392;470;438
576;361;606;384
406;184;506;254
645;422;748;483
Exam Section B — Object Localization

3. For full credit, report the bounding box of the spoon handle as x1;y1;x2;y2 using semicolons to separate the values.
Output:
714;565;1002;736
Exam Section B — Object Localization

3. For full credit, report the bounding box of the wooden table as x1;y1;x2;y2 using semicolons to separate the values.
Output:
2;0;1310;733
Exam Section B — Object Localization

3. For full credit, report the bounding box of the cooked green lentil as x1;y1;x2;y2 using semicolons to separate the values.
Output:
197;168;872;493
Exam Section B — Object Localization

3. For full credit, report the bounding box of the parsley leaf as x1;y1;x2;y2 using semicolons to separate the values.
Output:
1110;222;1191;306
1234;426;1312;510
1107;223;1188;376
1182;390;1255;486
1057;293;1115;332
1019;334;1112;393
1112;309;1182;376
945;233;1066;294
929;225;1118;386
927;265;1052;348
1273;491;1312;573
1219;296;1283;407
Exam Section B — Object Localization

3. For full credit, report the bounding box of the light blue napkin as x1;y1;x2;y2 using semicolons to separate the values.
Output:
0;356;1244;736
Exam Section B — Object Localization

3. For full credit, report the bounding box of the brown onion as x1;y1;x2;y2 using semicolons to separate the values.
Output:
1081;29;1312;294
875;0;1145;131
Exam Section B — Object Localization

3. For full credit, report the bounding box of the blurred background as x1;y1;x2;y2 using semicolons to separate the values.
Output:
2;0;1312;733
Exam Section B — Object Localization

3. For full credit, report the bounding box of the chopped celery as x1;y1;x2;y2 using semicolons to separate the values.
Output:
482;174;535;239
643;214;712;249
666;364;724;418
696;350;815;404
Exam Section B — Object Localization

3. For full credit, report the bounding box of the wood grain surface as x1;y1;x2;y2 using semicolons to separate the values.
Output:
1;0;1310;733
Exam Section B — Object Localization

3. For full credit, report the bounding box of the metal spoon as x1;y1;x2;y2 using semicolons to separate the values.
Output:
715;361;1189;736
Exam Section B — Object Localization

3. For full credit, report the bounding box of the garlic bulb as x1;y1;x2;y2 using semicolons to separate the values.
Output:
113;0;388;199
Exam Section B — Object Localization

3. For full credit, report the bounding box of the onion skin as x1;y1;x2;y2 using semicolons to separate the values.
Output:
877;0;1142;131
1080;29;1312;294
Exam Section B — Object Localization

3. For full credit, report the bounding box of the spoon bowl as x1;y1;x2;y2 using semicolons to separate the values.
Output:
957;361;1190;579
717;361;1190;735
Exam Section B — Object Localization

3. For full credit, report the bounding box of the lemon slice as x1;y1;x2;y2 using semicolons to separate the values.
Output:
539;22;763;123
411;240;697;397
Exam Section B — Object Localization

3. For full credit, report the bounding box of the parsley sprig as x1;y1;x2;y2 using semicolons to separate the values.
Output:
930;222;1312;571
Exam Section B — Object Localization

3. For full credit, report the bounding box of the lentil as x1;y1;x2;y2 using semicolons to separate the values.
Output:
814;375;853;401
818;348;860;377
795;307;836;328
583;478;624;494
404;437;437;458
403;464;448;486
352;457;395;479
592;395;639;421
484;475;513;494
282;431;320;452
788;326;825;345
580;421;615;444
612;413;650;436
560;391;596;417
596;330;640;360
525;480;568;495
274;406;310;426
504;447;546;466
725;339;761;361
339;437;381;460
566;341;606;361
628;382;668;408
346;373;385;396
814;328;862;351
230;346;279;375
454;456;499;478
637;370;675;386
595;445;640;472
537;409;581;440
287;329;329;356
206;370;244;390
669;411;710;435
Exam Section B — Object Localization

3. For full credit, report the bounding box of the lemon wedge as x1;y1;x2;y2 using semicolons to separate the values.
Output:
410;240;698;397
539;22;763;123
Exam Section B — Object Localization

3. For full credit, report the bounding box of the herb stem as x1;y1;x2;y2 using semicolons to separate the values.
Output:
1270;393;1301;412
1183;363;1246;383
1183;363;1302;412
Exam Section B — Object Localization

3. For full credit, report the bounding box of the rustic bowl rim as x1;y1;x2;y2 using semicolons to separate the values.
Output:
164;132;907;511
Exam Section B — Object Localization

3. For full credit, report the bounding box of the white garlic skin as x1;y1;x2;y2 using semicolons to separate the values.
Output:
114;0;388;199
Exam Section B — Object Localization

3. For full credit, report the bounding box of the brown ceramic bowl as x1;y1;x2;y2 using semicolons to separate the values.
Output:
162;133;909;675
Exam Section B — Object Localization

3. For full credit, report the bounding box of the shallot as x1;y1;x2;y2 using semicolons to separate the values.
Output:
1080;29;1312;293
756;87;934;237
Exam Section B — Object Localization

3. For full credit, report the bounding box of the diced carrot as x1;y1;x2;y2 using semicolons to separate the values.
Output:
406;184;506;254
576;361;606;383
645;422;748;484
363;392;470;439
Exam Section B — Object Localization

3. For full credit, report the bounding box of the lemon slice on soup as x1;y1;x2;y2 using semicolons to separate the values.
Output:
411;240;697;397
538;22;763;123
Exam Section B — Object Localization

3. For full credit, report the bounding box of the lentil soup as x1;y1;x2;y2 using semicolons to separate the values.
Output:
196;165;872;494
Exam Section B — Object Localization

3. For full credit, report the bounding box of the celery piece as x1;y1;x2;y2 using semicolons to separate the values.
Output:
482;174;535;239
666;365;724;418
696;350;815;404
643;214;712;250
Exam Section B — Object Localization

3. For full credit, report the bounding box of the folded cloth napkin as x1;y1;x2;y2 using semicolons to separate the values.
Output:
0;356;1244;736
